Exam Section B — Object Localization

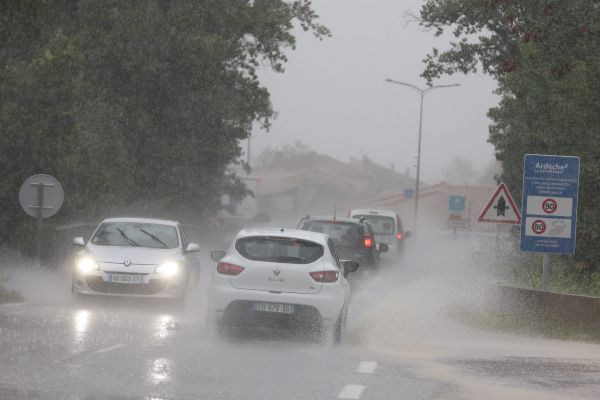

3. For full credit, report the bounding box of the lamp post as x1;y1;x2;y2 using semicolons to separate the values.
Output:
385;79;460;233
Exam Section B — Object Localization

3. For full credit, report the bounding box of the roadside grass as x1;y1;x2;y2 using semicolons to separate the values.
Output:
507;253;600;297
0;284;23;305
449;306;600;344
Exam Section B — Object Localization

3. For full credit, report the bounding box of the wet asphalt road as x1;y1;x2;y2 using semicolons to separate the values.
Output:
0;301;447;400
2;231;600;399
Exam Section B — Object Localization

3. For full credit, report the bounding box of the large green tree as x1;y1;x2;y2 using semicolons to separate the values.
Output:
0;0;328;254
419;0;600;267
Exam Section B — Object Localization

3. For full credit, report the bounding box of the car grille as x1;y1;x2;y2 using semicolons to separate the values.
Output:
85;276;167;295
222;300;323;330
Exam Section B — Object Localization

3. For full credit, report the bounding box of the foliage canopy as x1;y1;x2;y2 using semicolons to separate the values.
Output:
419;0;600;267
0;0;328;254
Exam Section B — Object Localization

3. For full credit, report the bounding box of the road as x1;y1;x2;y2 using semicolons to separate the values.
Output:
1;231;600;399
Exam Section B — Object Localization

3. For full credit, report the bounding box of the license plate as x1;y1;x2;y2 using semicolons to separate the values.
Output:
252;302;294;314
106;274;146;284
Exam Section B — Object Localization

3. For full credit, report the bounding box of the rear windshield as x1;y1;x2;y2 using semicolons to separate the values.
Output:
352;215;395;235
91;222;179;249
235;236;324;264
299;220;362;246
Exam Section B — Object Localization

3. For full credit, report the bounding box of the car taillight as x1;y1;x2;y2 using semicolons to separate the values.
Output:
216;262;245;276
364;237;373;248
310;271;339;283
396;232;403;240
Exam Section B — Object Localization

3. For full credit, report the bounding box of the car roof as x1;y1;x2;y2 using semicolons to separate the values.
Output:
101;217;179;227
236;227;329;244
349;209;398;218
302;216;363;225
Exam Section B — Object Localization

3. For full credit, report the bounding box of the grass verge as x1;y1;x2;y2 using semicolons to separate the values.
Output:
0;285;23;305
451;306;600;344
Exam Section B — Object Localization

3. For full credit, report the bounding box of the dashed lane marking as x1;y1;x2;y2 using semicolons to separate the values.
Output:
338;384;365;399
96;344;126;354
356;361;377;374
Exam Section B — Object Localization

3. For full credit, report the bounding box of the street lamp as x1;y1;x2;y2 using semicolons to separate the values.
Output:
385;79;460;233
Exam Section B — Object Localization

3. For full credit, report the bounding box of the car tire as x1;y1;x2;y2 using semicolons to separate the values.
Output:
333;314;343;344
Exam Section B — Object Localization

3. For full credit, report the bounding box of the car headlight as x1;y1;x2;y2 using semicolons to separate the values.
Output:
77;256;99;274
156;261;179;277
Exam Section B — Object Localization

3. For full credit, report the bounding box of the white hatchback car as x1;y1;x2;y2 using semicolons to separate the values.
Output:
71;218;200;299
207;228;359;342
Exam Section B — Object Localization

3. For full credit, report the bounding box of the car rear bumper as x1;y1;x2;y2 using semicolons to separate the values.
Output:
208;282;345;330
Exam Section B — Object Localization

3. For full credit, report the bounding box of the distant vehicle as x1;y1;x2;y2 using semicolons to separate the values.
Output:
348;209;411;258
296;215;388;271
71;217;200;299
207;228;359;343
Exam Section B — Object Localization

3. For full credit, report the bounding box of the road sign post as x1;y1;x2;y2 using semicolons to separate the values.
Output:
520;155;580;290
19;175;64;264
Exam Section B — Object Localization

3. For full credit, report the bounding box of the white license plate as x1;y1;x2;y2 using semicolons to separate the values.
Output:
252;302;294;314
106;274;146;284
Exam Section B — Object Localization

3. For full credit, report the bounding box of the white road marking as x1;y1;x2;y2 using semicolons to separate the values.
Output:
356;361;377;374
0;302;29;308
96;344;126;354
338;384;365;399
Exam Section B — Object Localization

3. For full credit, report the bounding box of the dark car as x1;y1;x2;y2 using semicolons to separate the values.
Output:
296;216;388;271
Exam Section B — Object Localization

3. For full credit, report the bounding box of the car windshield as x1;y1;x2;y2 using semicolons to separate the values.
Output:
235;236;323;264
353;215;395;235
299;221;362;246
91;222;179;249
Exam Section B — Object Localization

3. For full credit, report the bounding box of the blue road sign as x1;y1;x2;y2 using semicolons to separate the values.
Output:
520;154;580;254
449;195;466;212
404;188;414;198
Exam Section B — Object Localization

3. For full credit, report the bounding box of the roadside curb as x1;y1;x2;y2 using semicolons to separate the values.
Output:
493;285;600;330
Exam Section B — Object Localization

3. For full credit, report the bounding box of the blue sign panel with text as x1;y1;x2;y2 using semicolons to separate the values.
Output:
520;154;580;254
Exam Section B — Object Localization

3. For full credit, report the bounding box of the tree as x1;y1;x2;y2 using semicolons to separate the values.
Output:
254;140;314;167
0;0;329;255
419;0;600;267
442;156;479;185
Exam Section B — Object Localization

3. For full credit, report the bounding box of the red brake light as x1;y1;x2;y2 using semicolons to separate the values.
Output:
396;232;403;240
216;262;245;276
310;271;339;283
364;237;373;248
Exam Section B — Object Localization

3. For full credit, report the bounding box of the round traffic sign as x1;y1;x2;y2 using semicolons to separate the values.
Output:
532;219;546;235
542;198;557;214
19;174;64;218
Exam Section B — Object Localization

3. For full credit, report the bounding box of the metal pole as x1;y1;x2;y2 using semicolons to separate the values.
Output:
541;253;550;290
246;134;251;167
35;184;45;266
384;79;460;235
414;92;424;233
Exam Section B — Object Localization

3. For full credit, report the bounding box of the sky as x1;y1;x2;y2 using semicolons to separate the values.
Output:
250;0;500;183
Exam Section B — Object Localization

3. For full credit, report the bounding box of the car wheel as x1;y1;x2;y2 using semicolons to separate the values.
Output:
333;313;343;344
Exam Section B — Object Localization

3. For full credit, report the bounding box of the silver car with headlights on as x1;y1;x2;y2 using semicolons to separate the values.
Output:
71;218;200;299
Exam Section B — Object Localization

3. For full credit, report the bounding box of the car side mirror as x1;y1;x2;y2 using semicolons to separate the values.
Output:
211;251;226;262
72;237;85;247
185;243;200;253
341;260;359;275
404;231;412;239
377;243;389;253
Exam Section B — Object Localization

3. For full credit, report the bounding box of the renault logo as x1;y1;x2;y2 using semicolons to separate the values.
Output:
273;267;281;276
123;259;132;267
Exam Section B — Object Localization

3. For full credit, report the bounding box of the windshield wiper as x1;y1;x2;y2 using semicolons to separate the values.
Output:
271;256;305;263
117;228;140;247
139;228;167;249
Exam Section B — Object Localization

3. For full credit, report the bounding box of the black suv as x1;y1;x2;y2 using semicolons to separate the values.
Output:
296;216;388;271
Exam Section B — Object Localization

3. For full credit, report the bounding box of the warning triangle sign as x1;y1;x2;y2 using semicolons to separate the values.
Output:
478;183;521;224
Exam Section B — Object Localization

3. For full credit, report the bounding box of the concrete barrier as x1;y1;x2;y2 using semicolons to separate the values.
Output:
495;285;600;329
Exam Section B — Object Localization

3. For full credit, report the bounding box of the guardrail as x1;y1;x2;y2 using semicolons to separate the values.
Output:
494;285;600;329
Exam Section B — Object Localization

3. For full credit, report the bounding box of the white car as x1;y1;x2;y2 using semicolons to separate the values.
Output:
71;217;200;299
207;228;359;342
348;209;411;259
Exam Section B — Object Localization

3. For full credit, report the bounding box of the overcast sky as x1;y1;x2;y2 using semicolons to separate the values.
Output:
250;0;500;183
